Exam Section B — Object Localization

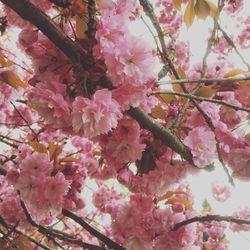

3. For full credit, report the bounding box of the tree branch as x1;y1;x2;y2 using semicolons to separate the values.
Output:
172;214;250;231
216;21;250;71
150;90;250;112
20;200;105;250
0;0;92;69
62;208;125;250
0;217;53;250
139;0;179;78
156;76;250;86
0;165;7;176
0;0;194;164
127;108;193;163
48;0;70;8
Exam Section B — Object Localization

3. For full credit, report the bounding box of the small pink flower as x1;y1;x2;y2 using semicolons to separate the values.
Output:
72;89;122;137
212;184;232;202
184;126;217;168
19;152;53;176
230;207;250;232
44;173;69;208
18;29;38;47
28;88;72;129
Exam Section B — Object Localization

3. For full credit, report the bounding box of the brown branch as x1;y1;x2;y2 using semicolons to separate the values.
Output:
11;102;38;136
150;90;250;112
0;138;18;149
0;0;194;164
216;21;250;71
0;217;52;250
62;208;125;250
156;76;250;85
0;0;92;69
48;0;70;8
20;201;105;250
86;0;97;40
172;214;250;231
128;108;193;163
0;165;7;176
139;0;179;78
193;99;234;185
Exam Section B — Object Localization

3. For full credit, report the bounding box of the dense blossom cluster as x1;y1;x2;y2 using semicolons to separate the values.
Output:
0;0;250;249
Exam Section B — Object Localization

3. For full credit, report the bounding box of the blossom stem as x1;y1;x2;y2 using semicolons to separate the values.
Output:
150;90;250;113
20;201;105;250
156;76;250;86
62;208;126;250
173;214;250;231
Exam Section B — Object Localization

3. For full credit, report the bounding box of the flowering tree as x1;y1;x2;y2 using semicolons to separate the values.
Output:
0;0;250;249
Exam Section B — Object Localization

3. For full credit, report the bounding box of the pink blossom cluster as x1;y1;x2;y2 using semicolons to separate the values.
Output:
91;181;230;250
7;152;69;222
224;0;244;15
230;207;250;232
184;95;249;171
174;41;190;70
237;16;250;49
212;184;232;202
0;82;19;122
95;0;157;111
63;163;86;211
92;184;124;214
213;36;233;57
184;126;217;168
156;0;183;38
99;117;145;170
218;92;247;129
198;220;228;250
14;22;75;132
0;176;25;226
118;153;193;196
72;89;122;137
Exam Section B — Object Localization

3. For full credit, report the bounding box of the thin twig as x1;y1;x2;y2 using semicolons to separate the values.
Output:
173;214;250;231
139;0;179;77
20;201;105;250
10;102;38;137
156;76;250;86
62;209;125;250
150;90;250;112
216;21;250;71
138;0;233;183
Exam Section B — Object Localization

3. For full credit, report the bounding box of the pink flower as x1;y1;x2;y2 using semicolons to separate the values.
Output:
184;126;217;168
18;29;38;47
227;145;250;180
19;152;53;177
26;42;47;58
0;177;25;226
187;102;220;128
28;88;72;129
72;89;122;137
230;207;250;232
44;173;69;209
99;118;145;165
212;184;232;202
112;84;147;111
106;36;157;86
219;93;247;129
